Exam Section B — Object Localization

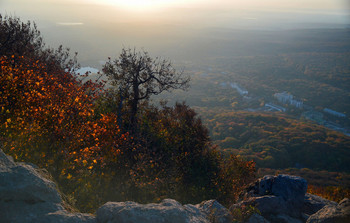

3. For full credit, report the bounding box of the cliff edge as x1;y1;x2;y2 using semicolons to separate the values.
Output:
0;149;348;223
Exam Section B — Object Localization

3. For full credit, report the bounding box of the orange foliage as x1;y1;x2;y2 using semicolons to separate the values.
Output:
308;185;350;203
218;154;256;204
0;55;128;171
0;55;256;211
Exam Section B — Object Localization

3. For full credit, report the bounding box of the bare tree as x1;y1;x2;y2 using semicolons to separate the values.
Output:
103;48;190;130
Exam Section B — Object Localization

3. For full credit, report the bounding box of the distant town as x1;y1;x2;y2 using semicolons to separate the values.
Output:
226;82;350;136
79;62;350;137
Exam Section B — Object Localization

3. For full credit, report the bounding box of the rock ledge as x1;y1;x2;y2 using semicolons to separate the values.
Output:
1;149;348;223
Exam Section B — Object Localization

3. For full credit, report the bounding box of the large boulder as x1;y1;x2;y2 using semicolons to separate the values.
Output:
96;199;234;223
0;149;95;223
245;213;270;223
307;198;350;223
195;199;233;223
96;199;209;223
246;174;307;211
231;174;308;222
0;161;61;204
268;214;304;223
304;193;338;215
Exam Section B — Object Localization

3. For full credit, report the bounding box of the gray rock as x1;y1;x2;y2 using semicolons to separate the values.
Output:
0;201;65;223
247;175;307;206
230;196;287;217
43;211;96;223
0;149;96;223
0;163;61;204
96;199;210;223
245;213;270;223
235;175;307;218
304;193;338;215
0;148;16;169
195;199;233;223
269;214;303;223
307;198;350;223
254;195;287;216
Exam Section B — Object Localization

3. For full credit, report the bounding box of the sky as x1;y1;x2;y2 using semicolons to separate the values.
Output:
1;0;349;66
1;0;349;27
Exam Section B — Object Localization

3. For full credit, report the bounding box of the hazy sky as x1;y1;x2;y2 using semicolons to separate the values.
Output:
1;0;349;26
1;0;349;66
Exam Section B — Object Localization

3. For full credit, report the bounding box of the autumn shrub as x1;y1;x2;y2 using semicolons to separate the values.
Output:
2;56;103;164
118;102;257;206
131;103;219;203
0;55;132;211
230;204;260;222
307;185;350;203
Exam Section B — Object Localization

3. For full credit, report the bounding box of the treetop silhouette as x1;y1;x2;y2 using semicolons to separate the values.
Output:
103;48;190;129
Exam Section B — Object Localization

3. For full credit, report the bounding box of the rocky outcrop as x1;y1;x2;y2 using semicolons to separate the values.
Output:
96;199;234;223
307;198;350;223
245;213;270;223
195;200;233;223
230;175;307;220
1;148;348;223
229;174;346;223
96;199;208;223
0;149;95;223
304;193;338;215
0;149;232;223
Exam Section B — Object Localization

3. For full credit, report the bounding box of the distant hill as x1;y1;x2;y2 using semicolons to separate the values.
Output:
196;110;350;172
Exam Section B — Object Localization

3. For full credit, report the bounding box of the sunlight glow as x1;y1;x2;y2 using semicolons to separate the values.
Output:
89;0;199;11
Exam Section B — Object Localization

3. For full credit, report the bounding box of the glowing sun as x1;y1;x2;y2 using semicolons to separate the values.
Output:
95;0;187;11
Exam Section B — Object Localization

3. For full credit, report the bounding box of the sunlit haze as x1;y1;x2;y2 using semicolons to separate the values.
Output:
87;0;196;11
1;0;349;66
2;0;349;23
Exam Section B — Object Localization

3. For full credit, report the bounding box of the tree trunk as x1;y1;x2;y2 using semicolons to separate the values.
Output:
130;80;139;132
